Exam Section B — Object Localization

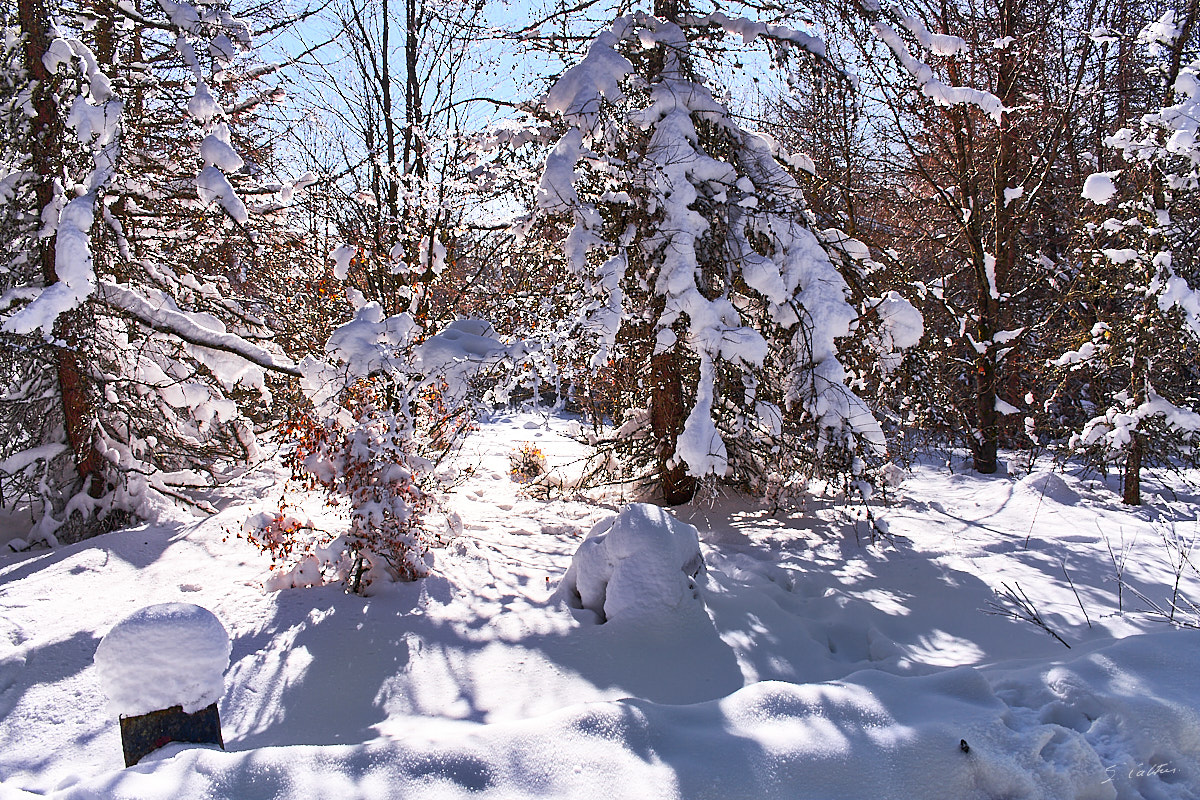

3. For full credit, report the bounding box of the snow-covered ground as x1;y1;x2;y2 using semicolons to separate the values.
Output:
2;412;1199;799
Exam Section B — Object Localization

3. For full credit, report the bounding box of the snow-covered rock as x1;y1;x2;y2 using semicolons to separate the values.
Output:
93;603;231;716
554;503;705;624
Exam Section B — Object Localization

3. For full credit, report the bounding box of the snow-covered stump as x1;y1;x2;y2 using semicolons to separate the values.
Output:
93;603;231;767
554;503;706;624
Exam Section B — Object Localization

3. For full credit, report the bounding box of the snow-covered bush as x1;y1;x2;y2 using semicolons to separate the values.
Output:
554;503;705;624
246;381;433;594
245;299;508;593
242;381;432;594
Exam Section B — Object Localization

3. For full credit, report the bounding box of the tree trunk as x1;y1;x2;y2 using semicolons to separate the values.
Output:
404;0;425;182
644;0;694;504
972;342;999;474
20;0;104;497
650;348;696;505
1122;431;1142;506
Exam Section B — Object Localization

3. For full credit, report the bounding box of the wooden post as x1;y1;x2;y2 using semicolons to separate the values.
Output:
119;703;224;767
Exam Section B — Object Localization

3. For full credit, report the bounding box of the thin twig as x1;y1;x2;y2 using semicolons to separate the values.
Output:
986;581;1071;648
1061;560;1091;628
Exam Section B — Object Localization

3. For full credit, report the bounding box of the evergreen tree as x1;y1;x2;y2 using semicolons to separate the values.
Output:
535;6;917;503
1056;8;1200;504
0;0;298;544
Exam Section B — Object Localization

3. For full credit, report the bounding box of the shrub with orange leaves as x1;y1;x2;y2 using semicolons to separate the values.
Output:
509;442;546;482
248;379;433;594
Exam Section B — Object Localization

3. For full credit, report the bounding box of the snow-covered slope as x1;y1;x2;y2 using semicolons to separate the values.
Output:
1;413;1197;799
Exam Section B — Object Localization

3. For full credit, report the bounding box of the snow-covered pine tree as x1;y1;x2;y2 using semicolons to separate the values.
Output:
1058;10;1200;505
535;5;917;503
0;0;298;544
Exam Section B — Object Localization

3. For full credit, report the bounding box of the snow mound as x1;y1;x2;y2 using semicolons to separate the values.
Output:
1017;471;1080;506
93;603;231;716
554;503;705;624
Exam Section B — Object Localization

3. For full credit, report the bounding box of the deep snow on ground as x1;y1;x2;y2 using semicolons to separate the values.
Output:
1;411;1199;799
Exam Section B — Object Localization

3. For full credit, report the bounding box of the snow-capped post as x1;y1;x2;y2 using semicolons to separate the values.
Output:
93;604;231;767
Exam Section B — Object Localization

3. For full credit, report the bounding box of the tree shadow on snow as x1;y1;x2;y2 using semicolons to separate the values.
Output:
681;493;1120;683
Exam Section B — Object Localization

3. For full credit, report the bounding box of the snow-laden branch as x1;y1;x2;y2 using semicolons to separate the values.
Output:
2;196;97;336
892;11;966;56
98;281;300;378
682;12;828;60
871;21;1006;122
544;28;632;134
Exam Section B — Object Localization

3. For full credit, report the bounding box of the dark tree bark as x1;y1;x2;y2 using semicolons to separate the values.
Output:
650;349;696;505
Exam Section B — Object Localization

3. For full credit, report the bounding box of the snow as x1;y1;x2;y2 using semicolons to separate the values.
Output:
1074;391;1200;456
93;603;231;716
304;307;506;412
2;195;98;335
208;34;237;65
1016;471;1080;505
871;291;924;349
1082;173;1119;205
1102;248;1139;264
412;318;507;392
1139;11;1181;47
554;503;705;624
158;0;202;33
2;415;1200;798
329;244;356;281
871;22;1006;123
319;302;415;379
1157;272;1200;338
995;397;1021;415
983;252;1000;299
66;95;121;148
0;443;69;477
894;11;967;56
42;38;75;73
199;134;244;172
97;281;299;378
195;166;248;223
543;30;631;134
187;81;220;124
676;353;728;477
684;13;828;59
